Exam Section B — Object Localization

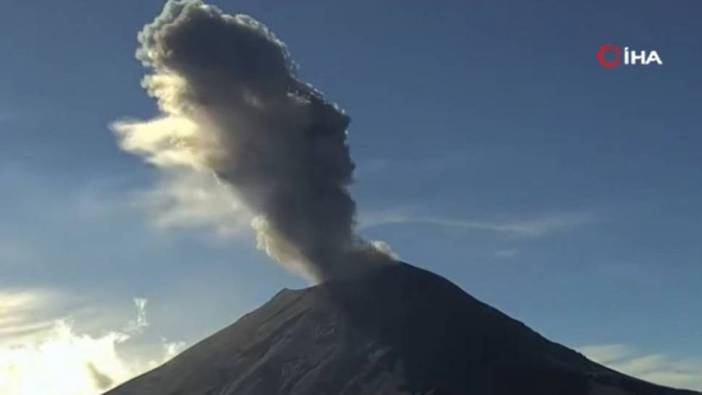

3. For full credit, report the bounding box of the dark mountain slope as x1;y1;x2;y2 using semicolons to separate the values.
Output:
106;262;699;395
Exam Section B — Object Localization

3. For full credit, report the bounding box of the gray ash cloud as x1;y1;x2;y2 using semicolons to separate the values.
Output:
113;0;393;282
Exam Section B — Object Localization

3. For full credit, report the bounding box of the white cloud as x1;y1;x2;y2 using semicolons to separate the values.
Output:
0;292;185;395
580;344;702;391
358;209;594;238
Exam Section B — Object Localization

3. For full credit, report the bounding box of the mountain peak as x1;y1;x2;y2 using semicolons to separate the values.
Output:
106;262;699;395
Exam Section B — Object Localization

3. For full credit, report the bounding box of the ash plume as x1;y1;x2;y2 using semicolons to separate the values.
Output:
113;0;393;282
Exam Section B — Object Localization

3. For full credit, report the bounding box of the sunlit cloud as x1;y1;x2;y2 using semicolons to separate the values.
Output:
0;290;58;345
0;291;185;395
580;344;702;391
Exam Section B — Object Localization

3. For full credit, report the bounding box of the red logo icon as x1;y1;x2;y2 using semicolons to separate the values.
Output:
596;44;622;69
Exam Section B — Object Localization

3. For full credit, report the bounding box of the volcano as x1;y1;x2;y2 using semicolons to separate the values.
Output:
106;263;699;395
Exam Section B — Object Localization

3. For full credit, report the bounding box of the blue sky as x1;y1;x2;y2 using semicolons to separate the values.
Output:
1;0;701;392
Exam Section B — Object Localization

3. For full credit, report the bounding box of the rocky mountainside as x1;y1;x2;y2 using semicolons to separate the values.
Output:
106;262;699;395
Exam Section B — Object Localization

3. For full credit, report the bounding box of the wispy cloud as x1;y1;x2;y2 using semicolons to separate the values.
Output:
358;209;594;238
0;290;62;344
494;249;520;258
133;170;252;239
580;344;702;391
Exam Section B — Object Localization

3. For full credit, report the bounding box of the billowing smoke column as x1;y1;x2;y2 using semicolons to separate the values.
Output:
114;0;393;282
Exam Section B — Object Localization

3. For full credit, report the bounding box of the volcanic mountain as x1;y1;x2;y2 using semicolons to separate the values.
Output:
106;263;699;395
